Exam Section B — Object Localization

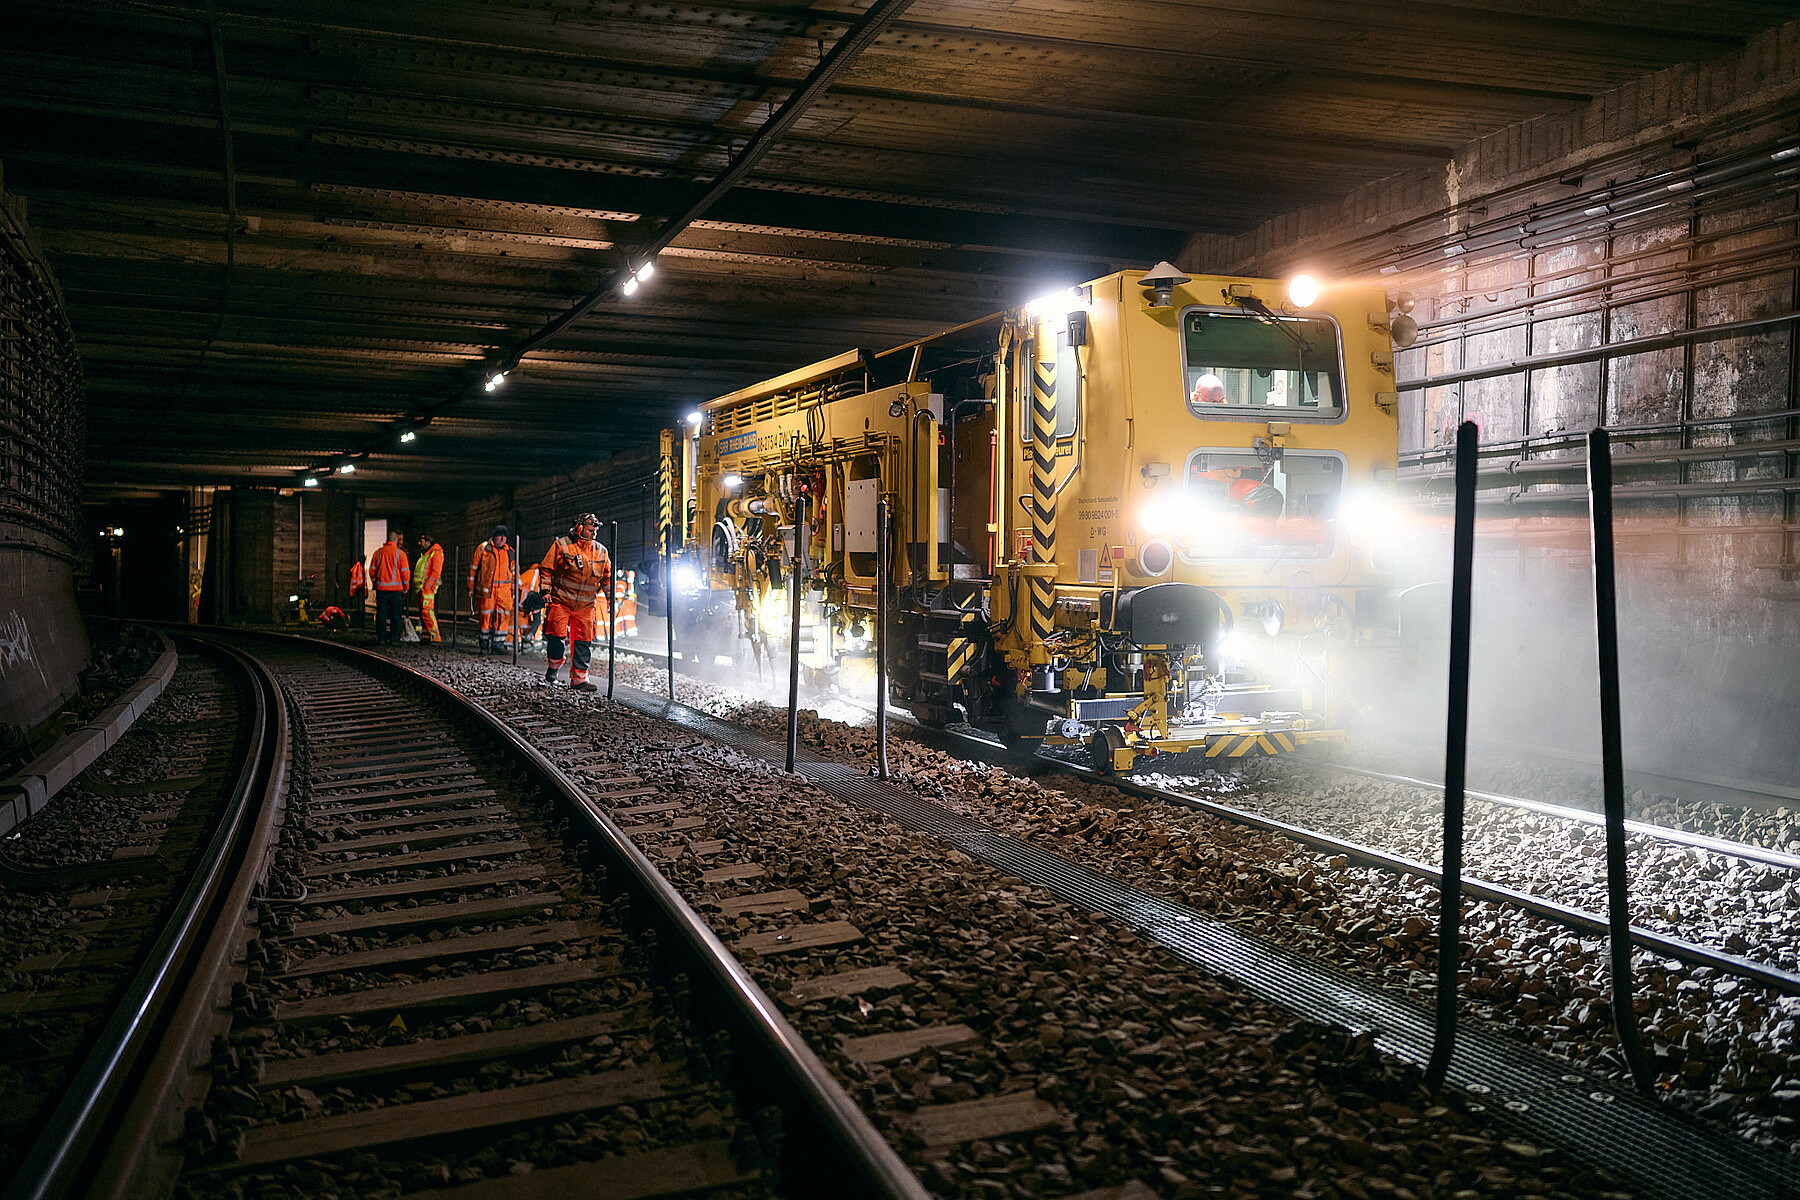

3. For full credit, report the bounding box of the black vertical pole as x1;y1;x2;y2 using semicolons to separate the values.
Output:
876;499;890;780
451;546;460;651
786;498;806;772
608;520;618;701
1588;427;1656;1093
510;540;520;668
1425;419;1478;1090
664;524;675;701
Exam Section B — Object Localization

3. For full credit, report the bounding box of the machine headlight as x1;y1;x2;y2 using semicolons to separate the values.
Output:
673;563;702;593
1139;502;1171;536
1288;274;1320;308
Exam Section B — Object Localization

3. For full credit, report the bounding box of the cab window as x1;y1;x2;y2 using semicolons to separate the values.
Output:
1181;308;1344;419
1176;448;1344;560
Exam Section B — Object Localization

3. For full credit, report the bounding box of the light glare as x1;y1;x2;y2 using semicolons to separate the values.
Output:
622;277;640;296
1288;274;1320;308
303;476;318;487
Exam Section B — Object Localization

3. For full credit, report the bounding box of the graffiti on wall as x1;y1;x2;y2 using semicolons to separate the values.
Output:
0;610;49;691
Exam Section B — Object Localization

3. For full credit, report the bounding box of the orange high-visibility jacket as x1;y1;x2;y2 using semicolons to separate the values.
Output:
539;535;612;614
468;540;514;598
416;542;444;591
371;543;411;591
349;560;366;594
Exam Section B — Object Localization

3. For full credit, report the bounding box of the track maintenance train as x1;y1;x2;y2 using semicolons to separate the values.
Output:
659;265;1407;773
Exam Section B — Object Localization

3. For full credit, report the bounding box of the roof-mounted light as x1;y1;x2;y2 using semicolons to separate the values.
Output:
1287;274;1320;308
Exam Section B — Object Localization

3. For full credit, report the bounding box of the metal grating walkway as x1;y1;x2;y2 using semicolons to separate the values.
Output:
611;683;1800;1200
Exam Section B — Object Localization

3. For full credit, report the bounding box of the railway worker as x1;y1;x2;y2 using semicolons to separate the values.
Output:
347;558;367;629
413;533;446;644
612;567;638;639
517;560;546;649
1190;371;1227;405
468;524;516;654
370;530;410;645
538;512;612;691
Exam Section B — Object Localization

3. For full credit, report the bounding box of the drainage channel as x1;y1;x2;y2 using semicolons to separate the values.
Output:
607;682;1800;1200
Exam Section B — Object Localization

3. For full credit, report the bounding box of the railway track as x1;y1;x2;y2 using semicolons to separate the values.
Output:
3;636;922;1200
0;644;247;1187
497;647;1800;1144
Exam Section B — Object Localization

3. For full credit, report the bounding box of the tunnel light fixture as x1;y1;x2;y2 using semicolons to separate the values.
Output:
635;260;656;282
484;368;509;392
303;476;319;488
622;276;641;297
338;463;355;475
399;429;417;443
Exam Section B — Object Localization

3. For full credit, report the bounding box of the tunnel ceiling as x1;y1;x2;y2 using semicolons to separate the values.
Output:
4;1;1794;507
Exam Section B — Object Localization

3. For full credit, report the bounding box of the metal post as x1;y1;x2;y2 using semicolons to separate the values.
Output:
1425;420;1478;1090
451;546;460;651
876;499;890;780
608;520;618;702
1588;426;1656;1094
786;499;806;772
664;526;675;701
510;539;520;668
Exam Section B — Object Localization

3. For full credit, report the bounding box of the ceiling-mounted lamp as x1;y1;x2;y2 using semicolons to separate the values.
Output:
399;429;417;443
635;260;656;282
622;276;641;297
338;462;356;475
303;476;319;488
484;363;512;392
1138;261;1191;308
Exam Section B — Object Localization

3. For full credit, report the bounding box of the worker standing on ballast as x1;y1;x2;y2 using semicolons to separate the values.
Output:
414;533;445;644
539;513;611;691
468;524;516;654
612;567;637;639
370;529;410;645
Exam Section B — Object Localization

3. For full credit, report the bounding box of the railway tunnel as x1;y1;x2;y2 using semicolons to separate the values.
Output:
3;5;1800;1199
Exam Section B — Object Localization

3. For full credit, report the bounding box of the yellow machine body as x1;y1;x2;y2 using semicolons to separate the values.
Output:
669;269;1402;772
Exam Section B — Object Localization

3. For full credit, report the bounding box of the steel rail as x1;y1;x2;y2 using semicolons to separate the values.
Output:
1327;763;1800;873
2;636;285;1200
272;634;930;1200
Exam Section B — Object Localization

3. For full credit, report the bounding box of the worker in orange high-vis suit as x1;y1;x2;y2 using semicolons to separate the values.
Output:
370;530;410;645
347;558;367;629
539;513;611;691
413;533;445;644
467;524;515;654
517;560;545;648
612;568;638;639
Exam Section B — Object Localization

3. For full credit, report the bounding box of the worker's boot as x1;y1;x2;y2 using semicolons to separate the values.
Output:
544;666;557;685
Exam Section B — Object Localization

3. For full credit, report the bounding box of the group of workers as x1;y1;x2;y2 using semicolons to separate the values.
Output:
354;514;639;690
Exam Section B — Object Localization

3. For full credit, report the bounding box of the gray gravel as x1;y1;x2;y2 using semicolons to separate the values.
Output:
401;646;1650;1196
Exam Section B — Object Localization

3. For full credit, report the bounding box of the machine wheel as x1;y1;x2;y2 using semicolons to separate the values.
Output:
1089;726;1128;775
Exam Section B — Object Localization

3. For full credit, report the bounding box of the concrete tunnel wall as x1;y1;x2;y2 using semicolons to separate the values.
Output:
0;184;89;759
1187;20;1800;787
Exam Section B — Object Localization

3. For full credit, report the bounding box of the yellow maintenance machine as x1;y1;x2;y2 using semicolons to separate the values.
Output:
666;266;1405;773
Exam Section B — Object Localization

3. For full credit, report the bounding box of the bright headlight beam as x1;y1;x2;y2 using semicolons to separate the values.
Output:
1288;274;1320;308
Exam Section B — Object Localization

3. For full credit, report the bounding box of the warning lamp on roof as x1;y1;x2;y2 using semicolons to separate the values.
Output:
1139;261;1191;308
1287;274;1320;308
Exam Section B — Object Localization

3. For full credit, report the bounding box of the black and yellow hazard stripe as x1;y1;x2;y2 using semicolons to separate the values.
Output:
658;428;675;554
1029;349;1057;651
946;636;972;681
1203;730;1298;758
